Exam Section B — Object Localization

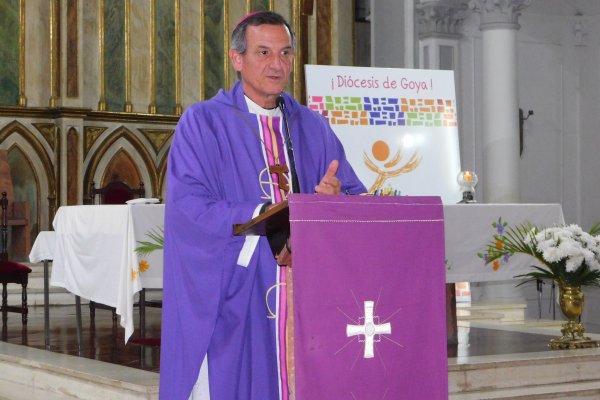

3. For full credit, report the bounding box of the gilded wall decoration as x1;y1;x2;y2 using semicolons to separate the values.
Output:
32;123;57;151
250;0;271;11
138;128;174;154
0;0;20;105
67;127;78;205
66;0;78;98
84;126;108;156
156;0;176;115
204;0;225;98
105;0;126;112
317;0;332;65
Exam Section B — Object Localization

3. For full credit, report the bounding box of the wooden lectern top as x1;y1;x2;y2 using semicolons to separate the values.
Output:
233;201;289;236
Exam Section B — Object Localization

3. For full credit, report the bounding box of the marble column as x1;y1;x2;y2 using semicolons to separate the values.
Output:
468;0;531;304
417;0;467;343
469;0;530;203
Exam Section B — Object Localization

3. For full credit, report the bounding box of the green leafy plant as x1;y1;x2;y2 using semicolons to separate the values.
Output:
135;227;164;257
484;223;600;287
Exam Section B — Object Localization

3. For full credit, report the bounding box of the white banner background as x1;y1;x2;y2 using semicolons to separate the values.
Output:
305;65;462;203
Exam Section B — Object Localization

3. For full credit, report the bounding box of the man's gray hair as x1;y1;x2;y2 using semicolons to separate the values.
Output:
230;11;296;55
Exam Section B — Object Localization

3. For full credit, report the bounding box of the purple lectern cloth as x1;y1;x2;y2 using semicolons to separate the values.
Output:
289;194;447;399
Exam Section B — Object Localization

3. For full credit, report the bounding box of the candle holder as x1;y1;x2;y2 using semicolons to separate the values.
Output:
457;171;478;203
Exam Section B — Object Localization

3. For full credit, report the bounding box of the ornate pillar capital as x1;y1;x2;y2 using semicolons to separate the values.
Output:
468;0;532;30
417;0;468;39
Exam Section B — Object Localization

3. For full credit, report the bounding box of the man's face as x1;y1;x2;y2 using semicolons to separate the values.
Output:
230;24;294;109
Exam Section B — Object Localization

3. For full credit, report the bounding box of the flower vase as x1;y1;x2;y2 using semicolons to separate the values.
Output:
549;281;599;350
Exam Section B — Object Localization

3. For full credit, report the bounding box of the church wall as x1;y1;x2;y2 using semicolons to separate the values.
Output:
130;1;151;114
455;8;596;229
82;1;100;110
577;20;600;330
180;0;201;104
456;17;480;181
516;41;564;204
25;0;51;107
456;6;600;324
332;0;354;67
370;0;406;67
576;17;600;233
0;0;19;105
0;0;346;256
516;12;584;228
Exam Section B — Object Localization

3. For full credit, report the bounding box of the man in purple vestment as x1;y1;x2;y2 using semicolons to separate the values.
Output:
159;11;365;400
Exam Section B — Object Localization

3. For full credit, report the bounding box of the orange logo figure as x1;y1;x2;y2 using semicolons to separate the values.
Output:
363;140;421;193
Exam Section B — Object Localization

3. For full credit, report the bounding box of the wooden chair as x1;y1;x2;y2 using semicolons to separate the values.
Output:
88;180;146;324
89;180;146;205
0;192;31;324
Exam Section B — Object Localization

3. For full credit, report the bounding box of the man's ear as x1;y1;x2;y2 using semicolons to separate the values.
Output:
229;48;242;72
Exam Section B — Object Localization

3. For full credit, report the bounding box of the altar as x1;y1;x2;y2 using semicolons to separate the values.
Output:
444;202;564;283
30;203;164;343
29;201;564;347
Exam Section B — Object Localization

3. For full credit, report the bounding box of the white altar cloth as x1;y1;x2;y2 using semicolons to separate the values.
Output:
32;201;564;342
29;231;56;263
49;204;164;342
444;203;564;283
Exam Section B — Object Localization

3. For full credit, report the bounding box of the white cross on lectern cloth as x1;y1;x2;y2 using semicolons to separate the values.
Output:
346;300;392;358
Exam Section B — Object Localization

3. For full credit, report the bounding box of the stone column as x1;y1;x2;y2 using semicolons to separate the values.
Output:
468;0;531;305
417;0;467;344
469;0;530;203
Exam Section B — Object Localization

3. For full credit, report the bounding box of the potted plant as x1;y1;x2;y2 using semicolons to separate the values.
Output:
484;222;600;349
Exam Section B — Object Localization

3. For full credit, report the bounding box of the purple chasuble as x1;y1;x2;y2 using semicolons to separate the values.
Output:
160;81;365;400
289;194;447;399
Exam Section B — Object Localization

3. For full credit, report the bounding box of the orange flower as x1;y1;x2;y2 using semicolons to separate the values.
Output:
492;260;500;271
132;269;138;281
495;240;503;250
139;260;150;273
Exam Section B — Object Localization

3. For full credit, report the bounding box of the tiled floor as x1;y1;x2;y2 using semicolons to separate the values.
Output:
0;304;161;373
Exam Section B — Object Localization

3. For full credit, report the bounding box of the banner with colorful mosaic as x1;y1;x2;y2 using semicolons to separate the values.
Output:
305;65;461;203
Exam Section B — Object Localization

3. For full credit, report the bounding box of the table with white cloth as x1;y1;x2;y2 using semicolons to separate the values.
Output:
29;231;56;349
49;204;164;342
443;203;564;283
29;201;563;347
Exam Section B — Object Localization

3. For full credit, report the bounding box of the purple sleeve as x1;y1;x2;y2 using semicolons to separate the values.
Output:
160;106;260;399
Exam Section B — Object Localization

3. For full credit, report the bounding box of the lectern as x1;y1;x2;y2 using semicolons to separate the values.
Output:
235;194;448;399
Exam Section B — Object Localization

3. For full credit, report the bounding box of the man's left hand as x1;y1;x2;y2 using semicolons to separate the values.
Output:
315;160;341;195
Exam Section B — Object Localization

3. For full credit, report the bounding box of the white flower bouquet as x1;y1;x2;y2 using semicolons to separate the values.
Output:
485;222;600;287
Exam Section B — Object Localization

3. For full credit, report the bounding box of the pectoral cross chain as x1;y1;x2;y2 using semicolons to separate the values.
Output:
269;164;289;192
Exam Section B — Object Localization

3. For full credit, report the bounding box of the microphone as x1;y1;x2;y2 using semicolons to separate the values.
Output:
277;96;300;193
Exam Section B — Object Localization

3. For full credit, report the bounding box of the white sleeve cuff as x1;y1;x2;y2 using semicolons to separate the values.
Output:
236;204;264;267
